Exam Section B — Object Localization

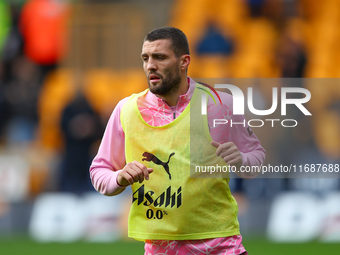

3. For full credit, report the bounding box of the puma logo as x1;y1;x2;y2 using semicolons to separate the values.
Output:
142;152;175;180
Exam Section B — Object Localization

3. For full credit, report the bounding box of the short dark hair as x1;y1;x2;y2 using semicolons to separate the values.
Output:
144;27;190;58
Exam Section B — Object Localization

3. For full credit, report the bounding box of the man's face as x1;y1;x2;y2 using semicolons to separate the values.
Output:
141;39;182;96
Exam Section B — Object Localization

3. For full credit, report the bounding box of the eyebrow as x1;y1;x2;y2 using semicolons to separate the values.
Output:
141;53;167;58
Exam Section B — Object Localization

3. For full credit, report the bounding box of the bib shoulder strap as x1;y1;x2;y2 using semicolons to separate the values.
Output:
120;89;149;130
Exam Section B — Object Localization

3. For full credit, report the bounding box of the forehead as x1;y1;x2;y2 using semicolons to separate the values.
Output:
142;39;174;55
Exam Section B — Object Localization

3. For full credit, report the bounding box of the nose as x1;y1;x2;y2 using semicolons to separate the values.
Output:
146;58;157;71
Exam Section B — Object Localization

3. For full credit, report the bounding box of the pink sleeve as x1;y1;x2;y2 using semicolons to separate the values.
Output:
208;92;266;167
229;114;266;167
89;97;130;196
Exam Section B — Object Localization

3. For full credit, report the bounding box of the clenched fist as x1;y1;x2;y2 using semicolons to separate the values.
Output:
117;161;153;186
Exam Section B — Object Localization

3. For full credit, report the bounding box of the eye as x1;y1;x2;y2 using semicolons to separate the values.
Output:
157;56;164;60
141;54;149;62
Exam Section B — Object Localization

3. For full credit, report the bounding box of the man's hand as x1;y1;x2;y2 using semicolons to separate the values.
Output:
211;141;243;169
117;161;153;186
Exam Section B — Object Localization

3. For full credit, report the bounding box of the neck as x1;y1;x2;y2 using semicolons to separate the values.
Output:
156;76;189;106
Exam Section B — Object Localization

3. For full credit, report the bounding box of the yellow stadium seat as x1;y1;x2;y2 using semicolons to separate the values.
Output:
38;69;76;150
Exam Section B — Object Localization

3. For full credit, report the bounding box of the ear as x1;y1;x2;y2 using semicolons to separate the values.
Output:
180;55;190;71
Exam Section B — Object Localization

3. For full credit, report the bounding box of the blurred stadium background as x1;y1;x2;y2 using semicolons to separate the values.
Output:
0;0;340;254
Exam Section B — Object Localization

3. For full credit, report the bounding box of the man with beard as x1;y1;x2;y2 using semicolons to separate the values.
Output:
90;27;265;254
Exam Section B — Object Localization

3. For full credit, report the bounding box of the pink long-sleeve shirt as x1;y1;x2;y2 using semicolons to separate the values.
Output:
90;77;266;196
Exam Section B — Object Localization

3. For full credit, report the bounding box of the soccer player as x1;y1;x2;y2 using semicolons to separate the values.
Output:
90;27;265;254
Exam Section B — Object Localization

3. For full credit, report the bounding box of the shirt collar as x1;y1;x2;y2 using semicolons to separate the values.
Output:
146;77;196;107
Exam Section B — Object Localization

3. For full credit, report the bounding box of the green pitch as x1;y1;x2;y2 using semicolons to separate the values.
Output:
0;238;339;255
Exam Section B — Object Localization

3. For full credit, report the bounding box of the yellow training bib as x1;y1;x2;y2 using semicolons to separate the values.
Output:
120;83;240;241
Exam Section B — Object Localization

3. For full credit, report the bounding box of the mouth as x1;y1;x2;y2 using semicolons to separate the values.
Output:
149;74;161;84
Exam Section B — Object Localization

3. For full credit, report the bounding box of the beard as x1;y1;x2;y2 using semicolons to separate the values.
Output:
147;63;182;96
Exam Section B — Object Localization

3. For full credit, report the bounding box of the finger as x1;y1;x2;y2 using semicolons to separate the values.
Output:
145;168;153;180
219;146;233;158
120;171;135;186
223;152;242;165
134;161;148;171
125;163;143;183
223;155;231;164
211;140;225;156
227;158;241;165
130;169;141;183
133;161;151;182
221;148;236;160
216;142;233;156
131;165;145;183
223;155;236;164
133;167;153;182
141;166;152;181
211;140;220;149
